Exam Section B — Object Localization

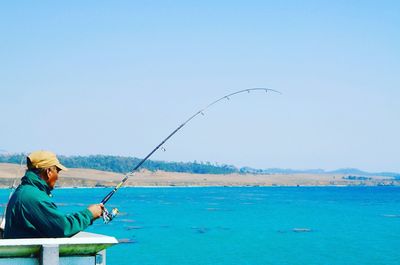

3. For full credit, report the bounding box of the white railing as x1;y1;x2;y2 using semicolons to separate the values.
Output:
0;232;118;265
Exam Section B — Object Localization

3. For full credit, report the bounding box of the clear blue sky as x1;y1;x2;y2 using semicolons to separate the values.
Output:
1;1;399;172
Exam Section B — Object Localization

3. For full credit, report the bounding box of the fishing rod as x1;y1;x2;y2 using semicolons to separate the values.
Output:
101;88;281;223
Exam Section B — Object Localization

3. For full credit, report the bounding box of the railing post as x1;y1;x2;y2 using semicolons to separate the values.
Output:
40;244;59;265
96;249;106;265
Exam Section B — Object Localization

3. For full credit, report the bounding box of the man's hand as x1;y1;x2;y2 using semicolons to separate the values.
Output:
87;203;104;219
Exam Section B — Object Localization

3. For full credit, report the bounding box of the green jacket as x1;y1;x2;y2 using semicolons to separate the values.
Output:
4;171;94;239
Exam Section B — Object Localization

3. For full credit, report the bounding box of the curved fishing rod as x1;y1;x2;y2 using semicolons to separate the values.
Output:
100;88;281;222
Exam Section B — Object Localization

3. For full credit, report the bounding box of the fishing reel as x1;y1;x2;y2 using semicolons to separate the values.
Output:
102;207;119;224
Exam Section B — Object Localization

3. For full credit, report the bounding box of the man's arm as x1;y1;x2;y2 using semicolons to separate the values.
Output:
27;199;103;238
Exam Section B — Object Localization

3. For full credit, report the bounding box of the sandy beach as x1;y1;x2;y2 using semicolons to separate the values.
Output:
0;163;397;187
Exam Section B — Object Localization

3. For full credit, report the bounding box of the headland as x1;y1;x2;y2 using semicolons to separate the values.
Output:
0;163;398;188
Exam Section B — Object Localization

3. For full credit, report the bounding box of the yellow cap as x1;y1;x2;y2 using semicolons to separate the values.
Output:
27;150;68;171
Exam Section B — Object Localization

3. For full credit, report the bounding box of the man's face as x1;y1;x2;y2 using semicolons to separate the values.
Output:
45;167;60;190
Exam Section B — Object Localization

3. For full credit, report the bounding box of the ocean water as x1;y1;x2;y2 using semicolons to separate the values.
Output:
1;186;400;265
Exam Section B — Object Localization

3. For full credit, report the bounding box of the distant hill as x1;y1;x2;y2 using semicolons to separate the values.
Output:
0;153;398;178
243;167;400;178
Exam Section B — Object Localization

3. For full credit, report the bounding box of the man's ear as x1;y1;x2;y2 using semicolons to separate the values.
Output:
44;169;51;179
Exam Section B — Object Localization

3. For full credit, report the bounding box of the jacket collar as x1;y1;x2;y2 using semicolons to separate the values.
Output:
21;171;52;196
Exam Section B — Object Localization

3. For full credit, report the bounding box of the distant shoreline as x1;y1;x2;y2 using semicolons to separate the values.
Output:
4;185;399;189
0;163;399;188
55;185;400;189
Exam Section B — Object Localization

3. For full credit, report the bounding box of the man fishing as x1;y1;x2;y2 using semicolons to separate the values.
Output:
3;150;104;239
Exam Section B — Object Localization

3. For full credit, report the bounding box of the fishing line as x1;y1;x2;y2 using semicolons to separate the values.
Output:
100;88;281;223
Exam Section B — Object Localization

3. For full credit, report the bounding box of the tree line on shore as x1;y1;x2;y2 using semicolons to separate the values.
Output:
0;153;399;177
0;153;238;174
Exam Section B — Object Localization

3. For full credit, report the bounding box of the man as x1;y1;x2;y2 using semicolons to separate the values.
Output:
3;150;104;238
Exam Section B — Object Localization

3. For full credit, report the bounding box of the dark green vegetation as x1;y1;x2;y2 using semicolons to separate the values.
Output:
0;153;399;177
0;153;237;174
343;175;372;181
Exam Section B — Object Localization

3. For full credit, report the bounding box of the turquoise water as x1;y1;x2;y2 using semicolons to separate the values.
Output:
2;187;400;264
